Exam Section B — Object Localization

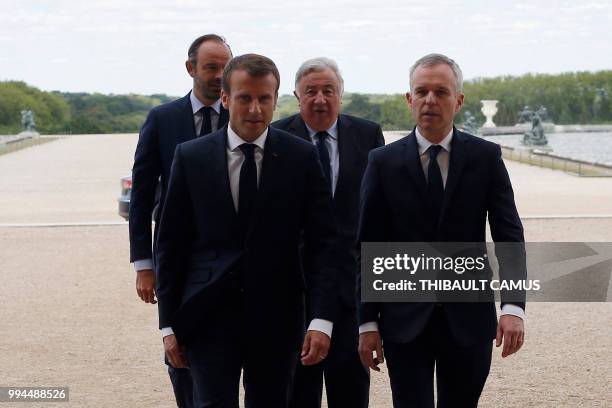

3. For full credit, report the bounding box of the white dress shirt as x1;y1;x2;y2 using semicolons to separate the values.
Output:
305;120;339;196
358;127;525;335
190;92;222;136
162;124;333;339
132;94;223;272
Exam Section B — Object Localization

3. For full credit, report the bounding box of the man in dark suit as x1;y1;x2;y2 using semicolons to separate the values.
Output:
272;57;384;408
129;34;232;407
357;54;526;407
155;54;339;408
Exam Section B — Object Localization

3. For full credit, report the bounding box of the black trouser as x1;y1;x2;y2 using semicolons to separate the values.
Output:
167;364;194;408
185;291;300;408
289;305;370;408
384;307;493;408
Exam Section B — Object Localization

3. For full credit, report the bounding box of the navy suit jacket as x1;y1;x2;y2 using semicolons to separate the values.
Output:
155;126;338;350
357;128;526;346
272;113;384;308
129;92;229;262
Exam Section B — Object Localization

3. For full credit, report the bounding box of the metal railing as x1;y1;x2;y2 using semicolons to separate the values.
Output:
500;145;612;177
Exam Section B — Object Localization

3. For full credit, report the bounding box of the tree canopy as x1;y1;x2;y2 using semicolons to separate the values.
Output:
1;70;610;134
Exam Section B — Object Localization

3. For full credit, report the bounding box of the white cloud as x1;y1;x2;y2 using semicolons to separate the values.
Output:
0;0;609;95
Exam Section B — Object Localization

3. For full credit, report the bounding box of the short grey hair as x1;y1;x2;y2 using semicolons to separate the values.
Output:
409;53;463;93
294;57;344;94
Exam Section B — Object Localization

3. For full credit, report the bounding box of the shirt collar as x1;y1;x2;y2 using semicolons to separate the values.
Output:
415;127;453;155
227;124;267;151
190;91;222;115
305;119;338;141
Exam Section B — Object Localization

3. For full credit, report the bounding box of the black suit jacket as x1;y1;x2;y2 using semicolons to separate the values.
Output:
357;128;526;346
272;114;384;308
129;92;229;262
155;126;338;350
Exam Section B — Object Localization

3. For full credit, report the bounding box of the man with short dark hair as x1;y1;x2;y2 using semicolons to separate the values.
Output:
129;34;232;407
357;53;526;407
155;53;339;407
273;57;384;408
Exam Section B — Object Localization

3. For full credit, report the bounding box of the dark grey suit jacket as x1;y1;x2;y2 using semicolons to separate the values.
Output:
272;113;385;309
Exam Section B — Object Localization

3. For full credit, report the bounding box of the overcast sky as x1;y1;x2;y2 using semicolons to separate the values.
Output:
1;0;610;96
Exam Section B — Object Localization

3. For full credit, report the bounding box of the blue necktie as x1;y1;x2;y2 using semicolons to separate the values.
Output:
315;131;332;190
200;106;213;136
427;145;444;227
238;143;257;231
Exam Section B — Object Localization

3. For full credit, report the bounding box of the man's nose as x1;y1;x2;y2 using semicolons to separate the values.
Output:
249;101;262;113
314;91;326;103
424;91;436;105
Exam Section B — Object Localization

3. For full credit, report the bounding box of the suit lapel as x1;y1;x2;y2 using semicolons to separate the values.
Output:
287;115;311;142
178;92;197;143
440;128;468;222
209;128;238;219
403;131;428;197
335;115;354;201
218;105;229;129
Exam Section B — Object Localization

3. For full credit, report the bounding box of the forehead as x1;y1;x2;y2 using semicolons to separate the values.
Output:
298;68;340;89
196;40;231;62
411;63;457;90
229;70;278;93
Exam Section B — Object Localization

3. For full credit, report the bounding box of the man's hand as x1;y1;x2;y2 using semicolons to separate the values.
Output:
359;331;384;371
496;314;525;358
136;269;156;304
301;330;331;366
163;334;188;368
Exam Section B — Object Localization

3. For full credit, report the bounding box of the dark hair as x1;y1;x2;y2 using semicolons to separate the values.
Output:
187;34;232;65
222;54;280;94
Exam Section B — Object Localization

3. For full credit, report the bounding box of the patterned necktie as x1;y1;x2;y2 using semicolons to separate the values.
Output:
427;145;444;226
238;143;257;231
315;131;332;190
200;106;213;136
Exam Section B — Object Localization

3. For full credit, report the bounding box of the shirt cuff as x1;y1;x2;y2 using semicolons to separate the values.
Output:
161;327;174;338
133;259;153;272
501;304;525;320
358;321;379;334
307;319;333;338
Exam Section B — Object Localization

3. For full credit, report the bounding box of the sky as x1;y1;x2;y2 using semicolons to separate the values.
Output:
1;0;611;96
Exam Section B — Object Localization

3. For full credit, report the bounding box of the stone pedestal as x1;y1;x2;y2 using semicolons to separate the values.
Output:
480;100;498;128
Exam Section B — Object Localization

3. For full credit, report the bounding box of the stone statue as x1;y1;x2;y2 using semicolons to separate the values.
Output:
20;110;37;131
522;112;548;146
462;110;479;134
517;105;533;124
536;105;549;122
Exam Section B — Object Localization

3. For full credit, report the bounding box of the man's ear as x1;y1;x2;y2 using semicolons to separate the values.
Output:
293;90;300;105
221;90;229;109
405;91;413;111
455;93;465;113
186;60;195;78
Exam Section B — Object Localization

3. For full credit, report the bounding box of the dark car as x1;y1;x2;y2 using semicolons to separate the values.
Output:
117;175;161;220
118;175;131;220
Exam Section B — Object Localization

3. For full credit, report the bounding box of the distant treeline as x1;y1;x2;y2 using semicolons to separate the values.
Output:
1;70;610;134
0;81;174;134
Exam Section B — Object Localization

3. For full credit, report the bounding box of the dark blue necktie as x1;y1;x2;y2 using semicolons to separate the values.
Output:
427;145;444;227
238;143;257;229
200;106;213;136
315;131;332;190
